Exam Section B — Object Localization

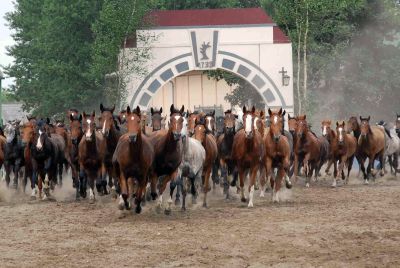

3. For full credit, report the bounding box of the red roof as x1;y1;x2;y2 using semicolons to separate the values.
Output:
273;26;290;43
147;8;274;27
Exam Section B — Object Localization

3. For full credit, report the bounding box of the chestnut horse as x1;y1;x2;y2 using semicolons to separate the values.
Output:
149;104;184;214
21;121;36;198
330;121;357;186
193;117;218;208
78;111;106;202
293;115;321;187
358;116;386;183
187;111;200;137
347;116;365;177
217;110;238;199
263;108;291;202
232;106;265;207
113;106;154;213
99;103;120;195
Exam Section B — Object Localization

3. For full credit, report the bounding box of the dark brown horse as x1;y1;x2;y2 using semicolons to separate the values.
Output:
358;116;386;183
187;111;200;137
99;103;120;195
113;106;154;213
263;108;291;202
69;113;83;199
150;107;165;132
21;121;35;198
232;106;265;207
78;111;107;203
293;115;321;187
149;104;184;214
217;110;238;199
193;117;218;207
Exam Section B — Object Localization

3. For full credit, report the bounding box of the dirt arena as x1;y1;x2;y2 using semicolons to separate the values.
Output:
0;173;399;268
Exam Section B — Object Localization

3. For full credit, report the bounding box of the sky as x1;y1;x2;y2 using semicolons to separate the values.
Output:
0;0;15;89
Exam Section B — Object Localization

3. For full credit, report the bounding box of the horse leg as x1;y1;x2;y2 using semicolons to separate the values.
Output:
157;172;177;215
292;154;299;182
378;152;385;177
13;161;21;190
149;174;158;201
262;157;273;198
273;168;285;203
247;165;258;208
117;170;128;210
88;173;96;204
58;162;63;187
211;160;219;190
303;154;310;187
4;162;11;188
338;156;346;182
202;167;212;208
325;157;334;176
169;177;177;206
134;177;147;214
365;156;373;184
237;167;246;203
126;177;134;210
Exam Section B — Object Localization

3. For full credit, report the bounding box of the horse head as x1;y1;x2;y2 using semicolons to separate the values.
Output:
82;111;96;142
99;103;115;138
194;116;207;144
223;109;237;135
35;119;49;151
70;113;83;145
242;106;256;139
268;108;285;143
169;104;184;141
359;116;371;139
21;122;35;147
288;113;297;136
118;109;127;125
295;115;308;138
336;121;346;145
4;123;16;144
205;110;215;134
67;109;79;123
347;116;359;134
126;106;141;143
187;110;199;137
150;107;163;131
321;120;332;138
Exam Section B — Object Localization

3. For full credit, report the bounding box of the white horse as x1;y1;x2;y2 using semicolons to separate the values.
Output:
377;122;400;175
169;116;205;211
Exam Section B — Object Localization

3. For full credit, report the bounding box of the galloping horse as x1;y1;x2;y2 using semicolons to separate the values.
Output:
187;111;200;137
330;121;357;186
29;120;63;199
193;117;218;208
78;111;107;203
149;104;184;214
99;103;120;195
263;108;291;202
21;121;36;198
377;120;399;175
347;116;365;177
113;106;154;213
217;110;238;199
169;115;205;211
69;113;83;199
358;116;386;183
3;122;25;189
293;115;321;187
232;106;265;207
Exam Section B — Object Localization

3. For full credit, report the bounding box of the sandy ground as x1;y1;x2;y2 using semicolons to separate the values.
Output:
0;173;400;268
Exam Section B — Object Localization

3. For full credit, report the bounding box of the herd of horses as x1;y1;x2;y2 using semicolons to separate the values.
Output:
0;104;399;215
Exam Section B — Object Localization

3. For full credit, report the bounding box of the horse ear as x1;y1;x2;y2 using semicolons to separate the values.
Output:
243;106;247;114
100;103;104;112
111;104;115;113
180;105;185;114
160;107;163;114
136;106;141;115
69;114;74;122
336;121;339;127
278;107;282;115
83;112;87;118
359;116;363;121
251;106;256;114
127;106;131;114
150;107;154;115
260;111;264;118
367;116;370;121
268;108;272;117
46;118;50;125
212;110;215;116
170;104;175;114
282;110;286;116
304;114;307;120
78;114;82;122
92;110;96;118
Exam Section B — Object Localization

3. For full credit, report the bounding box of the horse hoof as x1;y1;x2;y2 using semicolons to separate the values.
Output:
175;199;180;206
202;203;208;208
135;206;142;214
241;197;247;203
260;192;265;198
192;197;197;205
118;202;124;210
181;207;186;212
89;198;95;204
151;192;158;201
30;196;36;201
155;206;162;214
305;183;310;188
285;181;292;189
364;179;369;185
248;202;254;208
164;208;171;215
125;202;131;210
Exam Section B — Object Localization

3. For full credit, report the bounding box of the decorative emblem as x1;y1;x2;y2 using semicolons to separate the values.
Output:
200;42;211;60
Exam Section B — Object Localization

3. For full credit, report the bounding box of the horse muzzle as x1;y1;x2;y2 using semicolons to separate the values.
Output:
129;134;137;143
338;140;345;145
273;135;281;143
173;132;181;141
71;138;78;145
103;130;110;138
245;131;253;139
297;132;303;138
226;127;234;134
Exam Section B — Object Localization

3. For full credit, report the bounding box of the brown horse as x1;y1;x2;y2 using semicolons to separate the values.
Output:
149;104;184;214
358;116;386;183
232;106;265;207
150;107;165;132
21;120;35;198
78;111;107;203
187;111;200;137
217;110;238;199
193;117;218;207
329;121;357;186
293;115;321;187
113;106;154;213
69;113;83;199
263;108;291;202
99;103;120;195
